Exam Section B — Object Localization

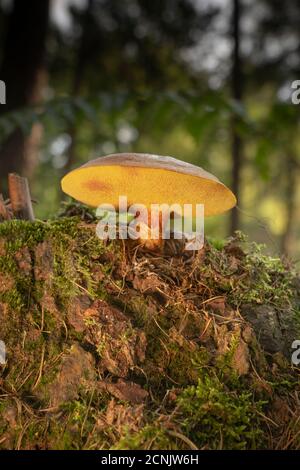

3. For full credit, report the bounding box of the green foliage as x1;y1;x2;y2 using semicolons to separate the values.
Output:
176;375;265;450
114;373;266;450
235;241;294;307
114;425;175;451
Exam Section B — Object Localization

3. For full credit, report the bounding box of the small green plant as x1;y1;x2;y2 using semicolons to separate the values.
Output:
176;375;266;450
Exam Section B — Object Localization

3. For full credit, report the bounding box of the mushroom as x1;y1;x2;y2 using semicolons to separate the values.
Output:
61;153;236;251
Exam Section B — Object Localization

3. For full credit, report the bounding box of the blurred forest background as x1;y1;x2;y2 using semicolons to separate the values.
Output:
0;0;299;258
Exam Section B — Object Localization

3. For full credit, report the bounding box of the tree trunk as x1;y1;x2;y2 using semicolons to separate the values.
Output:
64;0;95;174
0;0;50;188
281;155;297;256
230;0;243;234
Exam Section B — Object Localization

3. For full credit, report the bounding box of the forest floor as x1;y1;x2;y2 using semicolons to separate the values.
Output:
0;212;300;450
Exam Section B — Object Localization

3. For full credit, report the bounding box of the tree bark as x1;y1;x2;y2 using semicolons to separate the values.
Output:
230;0;243;234
0;0;50;187
281;155;297;256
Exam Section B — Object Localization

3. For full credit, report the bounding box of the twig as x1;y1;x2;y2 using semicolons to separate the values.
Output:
32;344;46;391
167;430;199;450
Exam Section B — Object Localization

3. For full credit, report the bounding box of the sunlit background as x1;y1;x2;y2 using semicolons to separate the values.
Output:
0;0;299;258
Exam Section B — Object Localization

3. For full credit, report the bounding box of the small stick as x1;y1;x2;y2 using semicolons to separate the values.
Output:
8;173;35;220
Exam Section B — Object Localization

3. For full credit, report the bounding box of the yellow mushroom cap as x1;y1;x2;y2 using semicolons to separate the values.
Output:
61;153;236;216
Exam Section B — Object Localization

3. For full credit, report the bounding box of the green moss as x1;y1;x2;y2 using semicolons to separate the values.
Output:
215;335;241;383
123;295;152;328
199;235;296;312
0;217;118;315
114;425;174;450
1;287;25;311
0;219;48;250
175;375;266;450
206;236;226;251
114;373;266;450
46;422;75;450
235;252;294;307
0;219;299;450
146;337;210;388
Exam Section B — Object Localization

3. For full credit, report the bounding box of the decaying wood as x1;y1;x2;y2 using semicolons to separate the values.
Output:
0;194;12;221
0;194;7;220
8;173;35;220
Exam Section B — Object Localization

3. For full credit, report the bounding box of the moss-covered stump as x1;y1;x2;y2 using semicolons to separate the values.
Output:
0;217;299;450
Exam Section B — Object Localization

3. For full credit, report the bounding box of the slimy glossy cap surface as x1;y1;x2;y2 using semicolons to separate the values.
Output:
61;153;236;216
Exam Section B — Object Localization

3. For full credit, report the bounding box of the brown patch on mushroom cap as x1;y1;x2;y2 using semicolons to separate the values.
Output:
83;178;112;193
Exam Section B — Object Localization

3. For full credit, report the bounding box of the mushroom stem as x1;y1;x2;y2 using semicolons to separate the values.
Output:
137;208;179;252
131;208;163;251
